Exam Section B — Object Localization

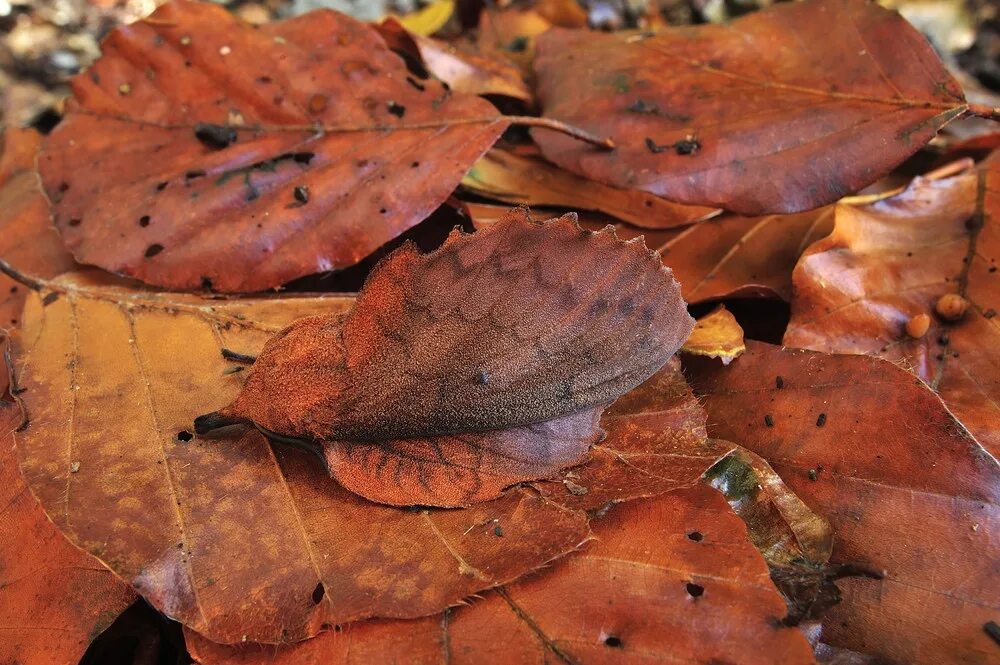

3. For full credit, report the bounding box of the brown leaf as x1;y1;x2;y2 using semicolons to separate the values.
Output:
7;268;718;644
0;403;137;664
376;19;532;102
784;160;1000;456
201;209;695;507
681;305;746;365
661;207;835;303
186;484;816;665
531;0;967;214
461;149;719;229
39;0;508;292
0;129;78;395
686;342;1000;664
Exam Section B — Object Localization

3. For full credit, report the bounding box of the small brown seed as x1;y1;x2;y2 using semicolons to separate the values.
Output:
905;313;931;338
935;294;968;321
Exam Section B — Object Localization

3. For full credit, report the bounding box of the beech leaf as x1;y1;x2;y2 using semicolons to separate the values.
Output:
785;159;1000;456
186;484;816;665
681;305;746;365
686;341;1000;664
532;0;968;214
39;0;509;292
199;208;695;507
0;404;137;664
6;267;717;644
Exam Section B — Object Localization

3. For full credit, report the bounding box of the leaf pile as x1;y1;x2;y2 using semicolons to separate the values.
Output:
1;0;998;663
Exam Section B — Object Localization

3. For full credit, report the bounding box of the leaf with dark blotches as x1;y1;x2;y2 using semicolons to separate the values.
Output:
7;264;716;644
0;129;77;396
39;0;508;292
686;341;1000;664
785;158;1000;457
185;484;816;665
532;0;968;214
200;208;695;506
0;404;137;665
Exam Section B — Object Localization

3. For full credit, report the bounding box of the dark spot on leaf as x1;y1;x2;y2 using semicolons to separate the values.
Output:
764;414;774;427
139;215;151;227
405;76;425;91
387;101;406;118
185;170;206;181
673;137;701;155
201;277;213;291
816;413;827;427
603;635;623;648
311;582;325;604
67;218;82;227
686;582;704;597
155;181;168;191
493;525;503;537
775;376;784;389
506;36;529;52
145;244;164;258
411;161;420;168
176;430;193;442
293;152;315;165
294;186;310;204
645;137;668;154
476;370;490;385
687;531;703;542
42;292;60;307
194;123;238;150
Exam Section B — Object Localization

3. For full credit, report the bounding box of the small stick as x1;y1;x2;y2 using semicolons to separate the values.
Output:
505;116;616;150
965;103;1000;122
221;348;257;364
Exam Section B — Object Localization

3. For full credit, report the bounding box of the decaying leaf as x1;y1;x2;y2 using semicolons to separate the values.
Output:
532;0;968;214
376;19;532;102
681;305;746;365
39;0;508;292
785;160;1000;457
7;264;718;644
198;208;695;507
461;149;719;230
686;342;999;665
0;129;77;395
186;484;816;665
0;403;137;665
661;207;834;302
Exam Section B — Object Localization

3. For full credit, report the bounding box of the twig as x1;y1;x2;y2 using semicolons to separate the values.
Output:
965;103;1000;122
506;116;615;150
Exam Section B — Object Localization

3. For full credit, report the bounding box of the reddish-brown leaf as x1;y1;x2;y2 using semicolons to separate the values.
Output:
39;0;508;292
686;342;999;664
0;403;137;665
661;207;835;302
0;129;77;395
186;484;816;665
532;0;967;214
461;149;719;230
202;209;695;507
784;160;1000;456
7;267;718;644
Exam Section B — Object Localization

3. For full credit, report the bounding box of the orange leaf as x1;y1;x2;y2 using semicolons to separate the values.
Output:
0;404;136;664
681;305;746;365
785;159;1000;456
532;0;967;214
39;0;508;292
6;266;720;644
200;209;695;507
185;484;816;665
687;342;1000;664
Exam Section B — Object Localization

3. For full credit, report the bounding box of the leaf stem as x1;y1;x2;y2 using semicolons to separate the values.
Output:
506;116;615;150
965;103;999;122
0;258;46;292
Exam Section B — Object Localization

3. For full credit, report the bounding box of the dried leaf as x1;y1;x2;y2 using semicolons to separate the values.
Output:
377;19;532;102
784;160;1000;456
186;484;816;665
661;207;835;303
393;0;454;36
0;404;136;665
686;342;1000;664
0;129;77;395
201;209;695;507
532;0;967;214
681;305;746;365
7;268;717;644
461;149;719;229
39;0;508;291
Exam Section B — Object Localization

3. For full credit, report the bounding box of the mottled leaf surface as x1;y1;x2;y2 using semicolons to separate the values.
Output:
39;0;507;291
687;342;999;664
186;484;816;665
0;404;136;665
785;162;1000;456
9;270;718;644
532;0;967;214
211;209;695;506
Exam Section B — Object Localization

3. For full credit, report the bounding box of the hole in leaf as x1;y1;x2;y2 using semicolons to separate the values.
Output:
145;244;164;258
139;215;151;227
176;430;193;442
604;635;622;648
687;531;703;542
311;582;325;605
686;582;704;598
